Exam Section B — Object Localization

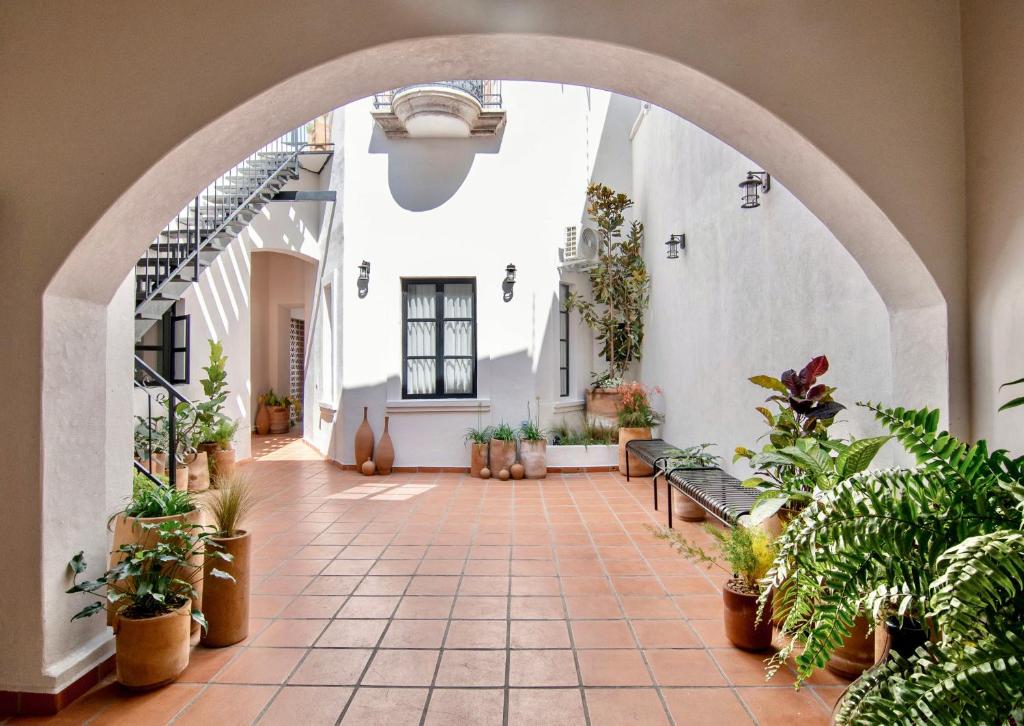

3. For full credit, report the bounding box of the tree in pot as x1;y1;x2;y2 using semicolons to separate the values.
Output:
518;418;547;479
489;422;518;480
652;522;777;650
465;426;493;479
616;382;663;476
67;520;232;688
194;339;232;475
761;402;1024;724
202;473;260;646
565;184;650;386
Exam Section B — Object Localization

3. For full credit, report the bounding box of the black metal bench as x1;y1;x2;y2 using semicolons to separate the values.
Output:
624;438;757;527
663;464;758;526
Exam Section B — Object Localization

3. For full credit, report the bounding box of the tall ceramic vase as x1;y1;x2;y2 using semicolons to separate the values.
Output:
255;404;270;435
376;416;395;475
355;407;374;468
201;530;251;647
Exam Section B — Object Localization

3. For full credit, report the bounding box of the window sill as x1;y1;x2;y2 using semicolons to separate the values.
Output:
385;398;491;414
554;398;585;413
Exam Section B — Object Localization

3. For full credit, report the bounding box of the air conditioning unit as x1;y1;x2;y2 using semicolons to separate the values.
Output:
560;225;598;265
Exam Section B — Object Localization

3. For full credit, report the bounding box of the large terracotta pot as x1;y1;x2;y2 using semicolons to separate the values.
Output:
376;416;395;475
826;614;875;678
212;447;236;482
671;488;706;522
107;509;204;627
255;404;270;435
354;406;374;467
469;442;488;478
723;579;774;651
585;388;623;424
268;405;289;434
186;451;210;492
114;600;192;689
520;440;547;479
489;439;516;474
201;530;251;647
618;427;653;475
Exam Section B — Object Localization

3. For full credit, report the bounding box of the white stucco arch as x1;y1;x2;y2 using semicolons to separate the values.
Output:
3;5;966;696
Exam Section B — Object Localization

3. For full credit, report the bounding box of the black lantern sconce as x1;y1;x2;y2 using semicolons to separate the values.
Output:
665;234;685;259
357;260;370;298
739;171;771;209
503;263;517;302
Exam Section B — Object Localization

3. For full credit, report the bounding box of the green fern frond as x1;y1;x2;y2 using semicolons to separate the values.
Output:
836;632;1024;725
930;530;1024;640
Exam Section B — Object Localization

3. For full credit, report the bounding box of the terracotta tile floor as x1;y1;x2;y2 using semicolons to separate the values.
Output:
13;434;841;725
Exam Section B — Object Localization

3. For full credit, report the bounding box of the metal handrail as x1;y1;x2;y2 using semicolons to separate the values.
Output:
134;354;199;487
373;80;503;110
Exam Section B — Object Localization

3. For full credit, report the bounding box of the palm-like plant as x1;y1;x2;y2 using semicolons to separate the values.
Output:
763;402;1024;724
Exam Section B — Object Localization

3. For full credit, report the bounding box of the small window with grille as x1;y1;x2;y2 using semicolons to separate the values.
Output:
564;225;578;259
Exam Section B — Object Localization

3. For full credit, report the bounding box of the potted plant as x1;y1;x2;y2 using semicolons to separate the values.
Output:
195;340;231;471
202;472;259;646
209;418;240;481
67;520;232;688
133;416;168;475
584;371;624;426
616;382;663;475
489;423;517;480
661;443;720;521
653;522;776;650
762;400;1024;724
518;417;547;479
565;183;651;388
259;388;292;434
465;426;492;478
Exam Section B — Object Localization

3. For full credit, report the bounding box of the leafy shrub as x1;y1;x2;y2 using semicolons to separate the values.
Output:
617;382;663;428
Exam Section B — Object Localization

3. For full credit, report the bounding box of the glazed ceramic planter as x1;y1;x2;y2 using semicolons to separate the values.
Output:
722;580;773;651
268;405;289;434
186;451;210;492
618;427;653;476
489;439;516;475
826;614;875;678
520;440;547;479
255;404;270;435
671;488;706;522
469;442;488;478
201;530;251;647
114;600;192;688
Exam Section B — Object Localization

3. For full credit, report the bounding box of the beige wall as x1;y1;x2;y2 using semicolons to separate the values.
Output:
0;0;974;695
963;0;1024;450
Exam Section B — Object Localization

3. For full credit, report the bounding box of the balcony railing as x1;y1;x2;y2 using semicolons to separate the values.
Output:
373;80;503;111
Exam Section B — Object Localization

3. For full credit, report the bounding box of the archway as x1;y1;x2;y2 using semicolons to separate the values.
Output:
8;21;960;698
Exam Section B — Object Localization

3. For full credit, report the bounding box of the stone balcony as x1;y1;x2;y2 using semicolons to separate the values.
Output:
372;81;506;139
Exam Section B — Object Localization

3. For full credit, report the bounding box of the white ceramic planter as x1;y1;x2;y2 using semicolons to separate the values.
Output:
546;444;618;469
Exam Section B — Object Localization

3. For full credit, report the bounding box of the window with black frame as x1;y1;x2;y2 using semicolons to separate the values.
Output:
559;283;570;397
135;306;190;385
402;279;476;398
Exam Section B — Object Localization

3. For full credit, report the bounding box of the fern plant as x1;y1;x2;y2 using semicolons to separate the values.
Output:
762;401;1024;725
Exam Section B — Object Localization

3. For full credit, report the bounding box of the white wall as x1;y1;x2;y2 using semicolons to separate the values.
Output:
316;83;606;466
629;105;895;476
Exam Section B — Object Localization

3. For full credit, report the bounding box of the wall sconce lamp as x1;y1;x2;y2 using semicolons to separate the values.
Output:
357;260;370;298
503;263;517;302
739;171;771;209
665;234;685;259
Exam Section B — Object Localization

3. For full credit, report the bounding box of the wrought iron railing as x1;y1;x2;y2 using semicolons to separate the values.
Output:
134;354;201;487
373;80;503;110
135;124;310;309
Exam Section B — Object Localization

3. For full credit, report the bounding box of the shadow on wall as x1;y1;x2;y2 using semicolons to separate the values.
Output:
368;125;505;211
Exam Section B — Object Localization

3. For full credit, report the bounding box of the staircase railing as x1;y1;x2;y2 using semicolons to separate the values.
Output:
135;125;310;309
134;354;200;487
